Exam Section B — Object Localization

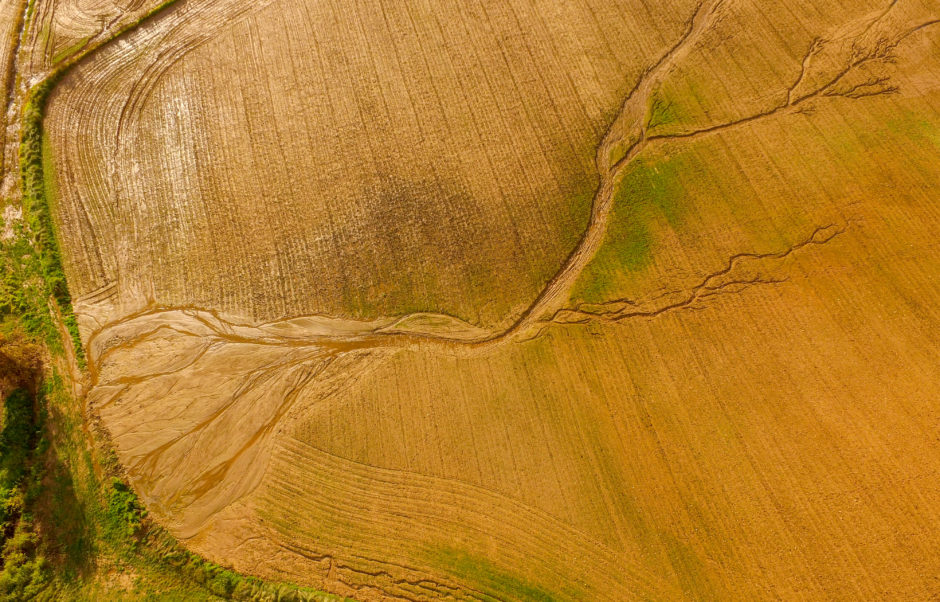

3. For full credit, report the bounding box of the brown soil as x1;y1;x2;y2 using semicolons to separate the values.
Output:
38;0;940;599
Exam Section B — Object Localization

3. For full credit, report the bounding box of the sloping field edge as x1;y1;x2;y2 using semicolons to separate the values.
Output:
18;0;185;369
17;2;356;600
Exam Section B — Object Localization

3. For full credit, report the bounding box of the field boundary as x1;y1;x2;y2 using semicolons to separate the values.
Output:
11;1;356;599
18;0;183;367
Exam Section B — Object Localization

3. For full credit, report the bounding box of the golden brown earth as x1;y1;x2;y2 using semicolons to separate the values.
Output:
36;0;940;599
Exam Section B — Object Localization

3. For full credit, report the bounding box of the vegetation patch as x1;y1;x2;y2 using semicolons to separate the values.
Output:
647;92;684;131
0;386;52;601
50;37;91;65
571;150;692;304
646;79;706;134
430;547;566;602
18;60;81;365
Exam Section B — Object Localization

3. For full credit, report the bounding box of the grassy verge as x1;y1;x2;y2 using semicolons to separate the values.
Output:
18;69;81;365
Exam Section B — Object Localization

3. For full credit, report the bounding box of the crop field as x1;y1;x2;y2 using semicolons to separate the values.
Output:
21;0;940;599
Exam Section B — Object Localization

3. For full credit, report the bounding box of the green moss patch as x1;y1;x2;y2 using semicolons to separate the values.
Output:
428;547;568;602
572;151;692;304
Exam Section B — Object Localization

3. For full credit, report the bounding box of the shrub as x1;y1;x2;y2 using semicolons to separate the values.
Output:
105;478;147;541
0;389;35;531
